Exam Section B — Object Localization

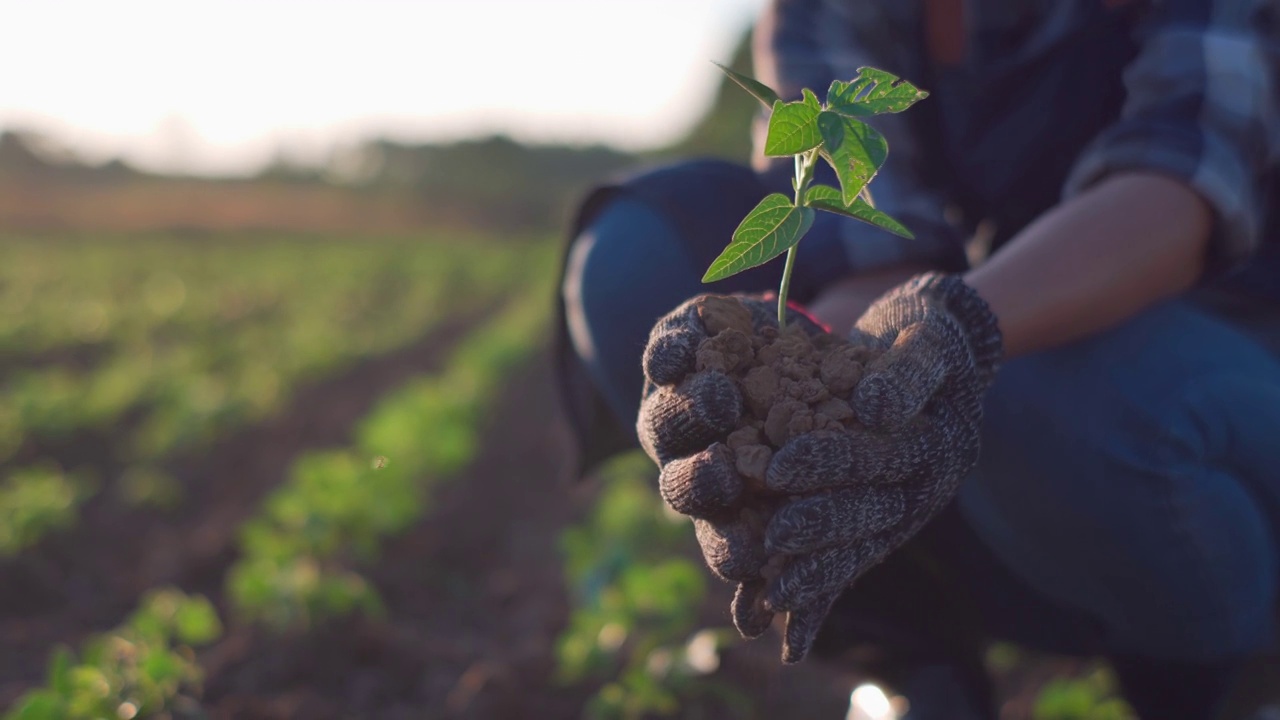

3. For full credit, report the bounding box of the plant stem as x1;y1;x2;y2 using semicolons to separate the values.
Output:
778;245;799;328
779;149;819;328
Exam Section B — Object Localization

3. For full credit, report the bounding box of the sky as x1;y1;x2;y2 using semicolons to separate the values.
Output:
0;0;766;176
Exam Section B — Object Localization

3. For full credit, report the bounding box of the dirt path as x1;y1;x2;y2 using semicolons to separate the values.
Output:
0;311;484;706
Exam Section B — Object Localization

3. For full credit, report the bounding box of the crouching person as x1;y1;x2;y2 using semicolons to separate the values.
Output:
555;1;1280;717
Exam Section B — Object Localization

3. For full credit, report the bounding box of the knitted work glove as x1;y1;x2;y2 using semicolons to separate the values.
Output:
636;294;829;630
636;294;828;470
635;276;1001;664
760;273;1002;661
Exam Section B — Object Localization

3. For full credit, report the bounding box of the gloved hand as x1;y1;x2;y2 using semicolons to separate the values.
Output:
761;273;1002;661
636;275;1002;664
635;293;831;639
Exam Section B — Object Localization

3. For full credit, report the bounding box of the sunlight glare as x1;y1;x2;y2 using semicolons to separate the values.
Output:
684;629;721;674
848;683;897;720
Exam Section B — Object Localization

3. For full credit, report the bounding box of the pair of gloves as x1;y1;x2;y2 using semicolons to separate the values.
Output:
636;274;1002;662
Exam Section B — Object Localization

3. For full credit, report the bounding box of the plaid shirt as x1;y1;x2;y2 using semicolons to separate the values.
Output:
753;0;1280;290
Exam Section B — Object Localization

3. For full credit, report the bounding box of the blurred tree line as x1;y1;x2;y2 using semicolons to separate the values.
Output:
0;32;756;235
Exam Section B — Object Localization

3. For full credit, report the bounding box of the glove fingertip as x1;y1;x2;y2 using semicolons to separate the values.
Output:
643;327;702;386
659;443;743;518
732;581;774;639
781;606;828;664
637;371;743;465
765;544;855;613
694;516;767;582
854;320;954;427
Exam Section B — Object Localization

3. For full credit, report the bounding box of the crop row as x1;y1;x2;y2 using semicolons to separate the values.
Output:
0;233;546;554
0;235;532;459
4;589;221;720
7;246;554;716
0;232;532;358
556;452;745;719
555;456;1137;720
227;259;555;627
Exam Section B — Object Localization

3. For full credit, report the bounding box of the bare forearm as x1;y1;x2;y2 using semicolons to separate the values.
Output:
965;172;1213;358
809;173;1212;356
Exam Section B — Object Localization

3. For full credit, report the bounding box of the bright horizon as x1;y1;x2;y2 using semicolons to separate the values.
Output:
0;0;765;177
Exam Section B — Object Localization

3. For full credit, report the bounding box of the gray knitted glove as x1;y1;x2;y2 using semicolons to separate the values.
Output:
761;273;1002;661
636;294;827;626
636;294;827;471
635;277;1000;665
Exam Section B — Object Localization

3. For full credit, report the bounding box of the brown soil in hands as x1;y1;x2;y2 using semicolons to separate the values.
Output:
686;294;884;635
693;295;877;486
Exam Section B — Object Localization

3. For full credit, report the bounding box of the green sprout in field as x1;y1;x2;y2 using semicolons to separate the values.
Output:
7;589;221;720
702;64;927;327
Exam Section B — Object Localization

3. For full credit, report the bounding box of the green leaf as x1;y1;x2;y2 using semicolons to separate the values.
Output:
703;194;815;282
173;595;222;646
827;67;928;116
140;650;185;686
11;690;64;720
1034;678;1100;719
805;185;914;238
47;647;73;697
817;111;888;204
713;62;780;109
764;89;823;156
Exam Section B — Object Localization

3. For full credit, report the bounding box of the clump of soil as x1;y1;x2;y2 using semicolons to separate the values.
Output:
692;295;876;494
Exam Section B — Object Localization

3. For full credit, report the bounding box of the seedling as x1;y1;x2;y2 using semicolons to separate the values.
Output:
702;65;928;327
7;589;221;720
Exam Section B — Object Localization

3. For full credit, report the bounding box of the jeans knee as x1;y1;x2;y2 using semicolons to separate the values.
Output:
1172;543;1277;659
963;336;1280;661
562;196;697;421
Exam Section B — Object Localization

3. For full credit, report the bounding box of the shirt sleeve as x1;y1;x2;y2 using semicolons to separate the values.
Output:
751;0;970;275
1063;0;1280;273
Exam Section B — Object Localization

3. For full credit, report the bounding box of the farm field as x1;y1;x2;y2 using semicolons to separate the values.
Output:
0;231;1147;720
0;231;861;720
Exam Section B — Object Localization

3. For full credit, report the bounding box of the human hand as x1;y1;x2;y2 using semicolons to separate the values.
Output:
635;293;830;638
635;276;1000;663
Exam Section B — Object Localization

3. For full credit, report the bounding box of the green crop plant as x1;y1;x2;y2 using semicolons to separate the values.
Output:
228;263;556;629
557;453;749;719
1033;669;1134;720
703;65;927;327
0;233;546;552
0;234;537;466
0;465;93;556
6;589;221;720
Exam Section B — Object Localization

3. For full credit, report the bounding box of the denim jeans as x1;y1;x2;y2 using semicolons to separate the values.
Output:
559;158;1280;667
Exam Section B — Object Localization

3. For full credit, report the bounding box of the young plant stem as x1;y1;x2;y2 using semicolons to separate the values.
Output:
778;149;820;328
777;246;799;329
